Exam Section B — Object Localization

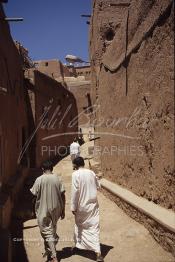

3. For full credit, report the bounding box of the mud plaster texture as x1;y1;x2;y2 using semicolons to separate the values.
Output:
90;0;175;210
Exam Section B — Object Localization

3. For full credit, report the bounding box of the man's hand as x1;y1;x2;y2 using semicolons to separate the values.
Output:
72;211;76;215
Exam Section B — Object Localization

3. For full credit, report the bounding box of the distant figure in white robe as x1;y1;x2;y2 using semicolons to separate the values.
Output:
30;160;65;262
71;157;104;262
70;138;80;168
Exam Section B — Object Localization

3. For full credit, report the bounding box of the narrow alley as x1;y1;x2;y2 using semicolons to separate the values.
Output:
0;1;174;261
12;142;174;262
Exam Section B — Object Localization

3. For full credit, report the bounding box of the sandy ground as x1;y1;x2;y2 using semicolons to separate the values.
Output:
17;142;174;262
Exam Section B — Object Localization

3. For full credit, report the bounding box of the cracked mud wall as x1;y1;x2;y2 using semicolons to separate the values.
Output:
90;0;174;210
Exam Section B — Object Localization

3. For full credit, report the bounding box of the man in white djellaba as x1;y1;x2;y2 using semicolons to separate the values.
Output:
30;160;65;262
70;138;80;169
71;156;104;262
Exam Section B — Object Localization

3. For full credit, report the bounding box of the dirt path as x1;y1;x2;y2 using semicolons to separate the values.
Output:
19;143;174;262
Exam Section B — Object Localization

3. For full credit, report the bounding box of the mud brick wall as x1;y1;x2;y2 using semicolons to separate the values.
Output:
34;59;71;79
34;71;78;166
90;0;174;210
0;4;30;186
67;83;91;126
0;3;34;231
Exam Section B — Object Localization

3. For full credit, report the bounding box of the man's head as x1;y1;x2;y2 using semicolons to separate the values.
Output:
73;156;85;170
73;137;77;143
41;160;53;172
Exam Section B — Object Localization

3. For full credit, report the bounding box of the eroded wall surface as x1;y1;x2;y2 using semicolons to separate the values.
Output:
90;0;174;209
67;83;91;127
0;3;32;230
0;4;29;186
34;71;78;166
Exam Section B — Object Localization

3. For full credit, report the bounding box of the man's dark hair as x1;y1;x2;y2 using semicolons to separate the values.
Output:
41;160;53;172
73;156;85;167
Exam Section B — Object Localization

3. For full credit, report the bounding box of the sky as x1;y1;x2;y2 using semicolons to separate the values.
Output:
4;0;92;63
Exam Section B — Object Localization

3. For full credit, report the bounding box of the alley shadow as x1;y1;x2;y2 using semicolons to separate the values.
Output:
10;170;41;262
56;247;73;261
11;218;29;262
23;225;38;229
57;244;113;261
90;136;100;141
50;146;70;167
101;244;114;258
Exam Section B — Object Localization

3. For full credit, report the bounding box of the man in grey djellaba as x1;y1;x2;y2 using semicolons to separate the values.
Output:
30;160;65;262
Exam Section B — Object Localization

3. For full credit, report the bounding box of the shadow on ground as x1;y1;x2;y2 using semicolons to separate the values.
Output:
11;218;29;262
10;169;41;262
57;244;113;261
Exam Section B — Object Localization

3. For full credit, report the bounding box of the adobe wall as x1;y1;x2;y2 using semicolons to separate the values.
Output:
67;83;91;127
90;0;174;210
34;60;91;80
28;61;92;128
75;66;91;80
0;4;30;186
34;59;71;79
33;71;78;167
0;3;33;234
